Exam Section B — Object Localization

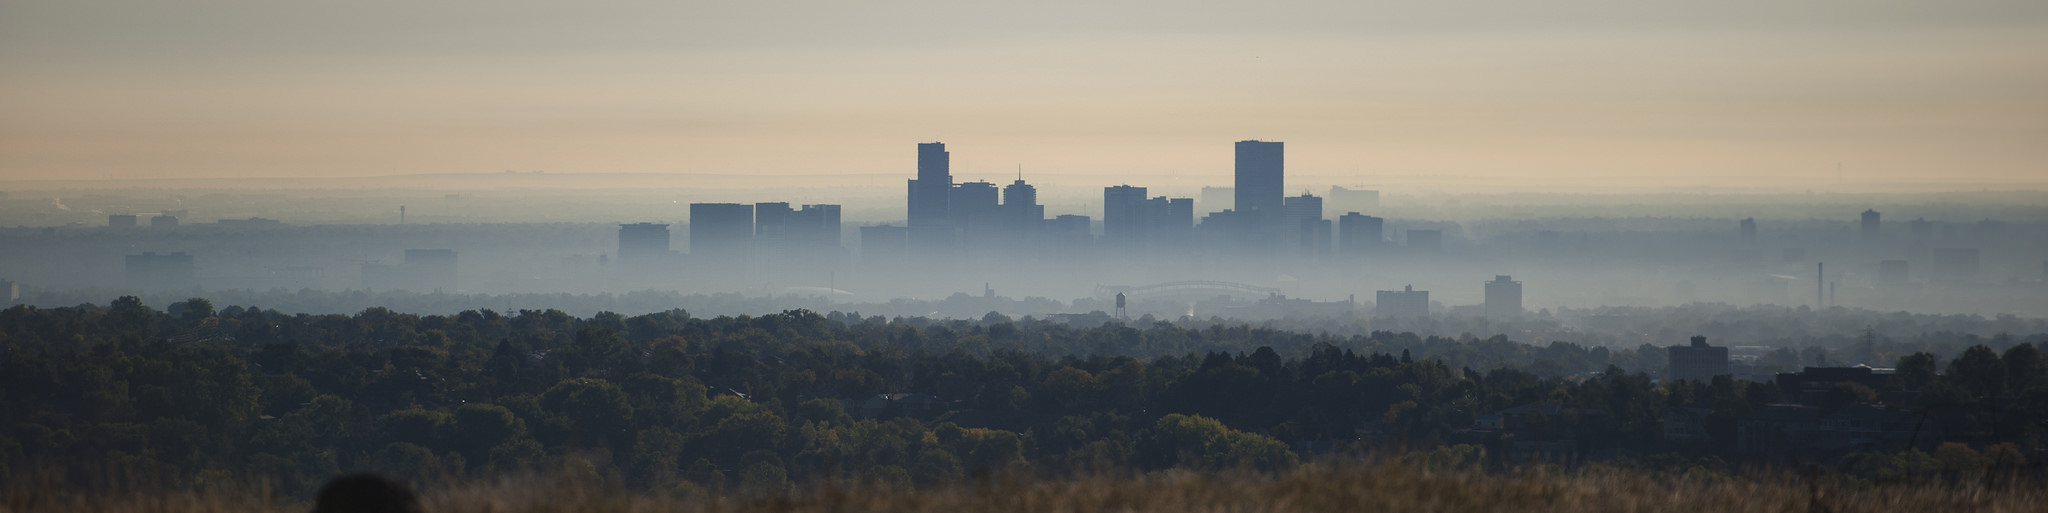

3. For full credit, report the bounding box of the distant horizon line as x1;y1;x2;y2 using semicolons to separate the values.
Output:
7;170;2047;194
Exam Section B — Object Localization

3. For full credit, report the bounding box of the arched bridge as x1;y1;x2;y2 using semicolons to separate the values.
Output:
1095;281;1282;301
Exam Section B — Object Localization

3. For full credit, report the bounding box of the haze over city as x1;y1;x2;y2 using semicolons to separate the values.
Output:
5;2;2048;513
4;0;2046;191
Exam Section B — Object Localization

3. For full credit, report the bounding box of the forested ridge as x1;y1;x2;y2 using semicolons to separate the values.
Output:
3;298;2046;499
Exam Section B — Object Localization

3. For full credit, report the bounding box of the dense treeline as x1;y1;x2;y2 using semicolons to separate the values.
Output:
3;298;2046;498
15;287;2045;349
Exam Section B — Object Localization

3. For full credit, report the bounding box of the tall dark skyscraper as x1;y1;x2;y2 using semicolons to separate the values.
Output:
1234;140;1283;213
689;203;754;260
908;142;952;227
951;180;1000;228
755;202;793;237
1102;185;1149;246
1003;177;1044;232
1485;275;1523;319
788;204;842;248
1740;218;1757;244
1338;212;1384;257
1861;209;1881;239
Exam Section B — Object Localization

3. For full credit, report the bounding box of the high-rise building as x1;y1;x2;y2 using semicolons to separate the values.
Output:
1047;214;1093;249
1234;140;1283;213
952;180;1001;235
1162;197;1195;240
1668;335;1731;382
1739;218;1757;244
1004;178;1045;233
908;142;952;227
1282;193;1322;222
1199;186;1235;215
1102;185;1149;246
1103;185;1194;249
1281;193;1327;256
617;223;673;262
1485;275;1523;319
1861;209;1881;239
788;204;843;248
1376;285;1429;318
755;202;793;237
1338;212;1384;257
688;203;754;260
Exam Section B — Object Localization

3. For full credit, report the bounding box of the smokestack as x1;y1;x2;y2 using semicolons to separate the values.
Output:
1817;262;1824;309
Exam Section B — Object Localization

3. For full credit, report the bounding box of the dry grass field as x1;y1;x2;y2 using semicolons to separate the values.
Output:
7;462;2044;513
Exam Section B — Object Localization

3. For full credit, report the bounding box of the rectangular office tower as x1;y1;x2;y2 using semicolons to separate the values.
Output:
1485;275;1522;319
617;223;672;262
1338;213;1384;257
689;203;755;261
1376;285;1429;318
1668;336;1731;383
908;142;952;227
1003;178;1045;232
1234;140;1283;213
1102;185;1150;246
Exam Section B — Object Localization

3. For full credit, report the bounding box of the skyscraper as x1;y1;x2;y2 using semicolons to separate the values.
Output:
1003;177;1045;233
1199;186;1235;215
1234;140;1283;213
755;202;793;238
617;223;672;262
1282;193;1327;256
908;142;952;227
689;203;754;261
951;181;1001;229
1739;218;1757;244
1102;185;1149;246
788;204;842;248
1861;209;1881;239
1485;275;1522;319
1338;212;1384;257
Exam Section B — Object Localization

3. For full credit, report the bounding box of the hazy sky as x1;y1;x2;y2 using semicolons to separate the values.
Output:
2;0;2044;191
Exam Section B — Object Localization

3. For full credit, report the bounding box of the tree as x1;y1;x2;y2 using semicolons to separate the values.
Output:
1947;345;2006;398
540;378;634;449
451;403;524;462
1894;353;1938;391
2001;344;2042;393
